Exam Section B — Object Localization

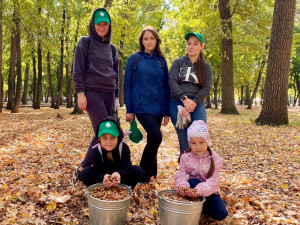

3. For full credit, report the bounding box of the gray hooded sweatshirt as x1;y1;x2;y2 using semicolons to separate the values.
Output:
73;8;119;96
169;54;213;104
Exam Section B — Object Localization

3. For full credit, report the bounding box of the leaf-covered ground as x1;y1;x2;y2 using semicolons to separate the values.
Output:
0;105;299;225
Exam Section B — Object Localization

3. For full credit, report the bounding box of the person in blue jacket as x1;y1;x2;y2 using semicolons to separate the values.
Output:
124;26;170;183
72;8;119;184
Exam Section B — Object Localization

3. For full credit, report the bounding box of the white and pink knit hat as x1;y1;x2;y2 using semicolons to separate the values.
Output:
187;120;211;146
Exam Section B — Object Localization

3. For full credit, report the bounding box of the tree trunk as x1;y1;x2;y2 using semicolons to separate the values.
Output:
104;0;113;8
55;2;66;109
12;6;22;113
47;51;55;108
240;85;244;105
70;19;82;114
7;21;17;110
32;49;37;107
247;44;268;109
213;73;220;109
244;84;250;105
65;16;72;108
21;63;29;104
205;95;212;108
0;0;2;113
71;91;83;114
218;0;239;114
256;0;296;125
34;5;42;109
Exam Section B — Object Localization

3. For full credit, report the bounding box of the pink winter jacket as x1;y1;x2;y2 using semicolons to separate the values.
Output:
175;149;223;197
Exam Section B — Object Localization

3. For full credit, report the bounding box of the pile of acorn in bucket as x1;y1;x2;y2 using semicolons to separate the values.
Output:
86;176;205;225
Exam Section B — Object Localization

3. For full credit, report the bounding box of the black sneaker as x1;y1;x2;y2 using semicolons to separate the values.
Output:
72;167;81;186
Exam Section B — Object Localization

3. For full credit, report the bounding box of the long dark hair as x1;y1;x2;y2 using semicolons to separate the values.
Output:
178;147;215;179
195;51;206;88
138;26;165;58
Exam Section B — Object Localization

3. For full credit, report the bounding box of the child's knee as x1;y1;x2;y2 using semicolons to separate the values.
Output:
212;208;228;221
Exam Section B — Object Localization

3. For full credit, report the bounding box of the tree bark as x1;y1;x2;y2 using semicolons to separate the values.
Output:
205;95;212;108
256;0;296;125
244;85;250;105
218;0;239;114
12;6;22;113
7;17;17;110
65;16;72;108
71;19;83;114
21;63;29;104
47;51;55;108
240;85;244;105
32;48;37;107
213;73;220;109
55;2;66;109
247;44;268;109
71;92;83;114
104;0;113;8
0;0;2;112
34;5;42;109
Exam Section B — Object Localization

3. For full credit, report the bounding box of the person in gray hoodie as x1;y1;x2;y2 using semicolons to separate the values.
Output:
169;32;213;153
72;8;119;180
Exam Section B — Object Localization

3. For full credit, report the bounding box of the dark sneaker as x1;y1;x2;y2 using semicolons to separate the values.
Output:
72;168;81;186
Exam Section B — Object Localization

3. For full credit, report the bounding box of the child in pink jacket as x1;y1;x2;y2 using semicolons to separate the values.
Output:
175;120;228;221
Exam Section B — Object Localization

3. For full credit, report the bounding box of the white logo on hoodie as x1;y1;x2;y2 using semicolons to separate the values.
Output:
179;67;198;83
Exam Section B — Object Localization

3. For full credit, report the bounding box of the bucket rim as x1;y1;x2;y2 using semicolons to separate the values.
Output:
156;189;205;205
86;183;132;202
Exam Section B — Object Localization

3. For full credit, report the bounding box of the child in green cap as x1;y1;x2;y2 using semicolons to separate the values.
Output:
73;117;144;188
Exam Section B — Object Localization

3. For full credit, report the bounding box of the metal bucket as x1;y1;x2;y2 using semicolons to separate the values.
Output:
156;190;205;225
86;183;132;225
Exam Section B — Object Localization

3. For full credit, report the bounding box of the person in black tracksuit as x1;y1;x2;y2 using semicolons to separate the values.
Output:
77;117;144;189
73;8;119;170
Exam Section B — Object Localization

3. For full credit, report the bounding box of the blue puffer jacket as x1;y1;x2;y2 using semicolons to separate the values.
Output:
124;51;170;117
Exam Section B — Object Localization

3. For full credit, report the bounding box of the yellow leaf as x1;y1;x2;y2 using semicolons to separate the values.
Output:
150;208;158;215
46;201;57;212
27;174;35;180
145;217;153;223
282;184;288;189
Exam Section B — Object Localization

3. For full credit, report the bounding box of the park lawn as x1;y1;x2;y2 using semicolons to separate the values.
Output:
0;105;299;224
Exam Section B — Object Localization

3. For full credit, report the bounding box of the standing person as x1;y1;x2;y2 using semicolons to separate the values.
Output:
75;117;144;189
175;120;228;221
169;32;213;153
123;27;170;183
72;8;119;180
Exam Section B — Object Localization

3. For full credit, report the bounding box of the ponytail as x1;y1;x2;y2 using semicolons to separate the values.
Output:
207;147;215;179
195;51;205;88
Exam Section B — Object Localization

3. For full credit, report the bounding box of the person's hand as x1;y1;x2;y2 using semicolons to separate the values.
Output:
176;186;188;197
162;116;169;126
77;92;87;111
183;98;196;112
186;188;200;199
182;112;191;128
180;107;189;117
114;98;120;112
103;174;113;188
111;172;121;187
126;113;135;123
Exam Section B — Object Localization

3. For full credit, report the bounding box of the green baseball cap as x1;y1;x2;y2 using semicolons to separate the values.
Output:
98;121;119;137
185;32;205;44
94;10;110;25
129;120;143;143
